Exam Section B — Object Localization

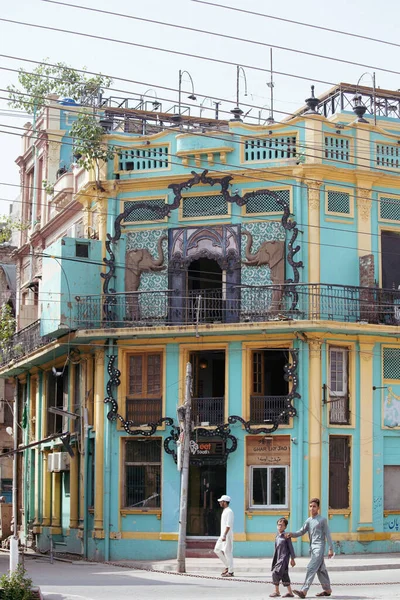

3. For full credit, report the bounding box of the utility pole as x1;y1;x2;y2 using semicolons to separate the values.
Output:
176;362;192;573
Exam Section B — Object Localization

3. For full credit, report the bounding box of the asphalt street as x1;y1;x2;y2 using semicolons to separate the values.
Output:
0;553;400;600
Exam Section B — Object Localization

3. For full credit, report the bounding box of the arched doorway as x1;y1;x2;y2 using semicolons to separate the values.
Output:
187;258;223;323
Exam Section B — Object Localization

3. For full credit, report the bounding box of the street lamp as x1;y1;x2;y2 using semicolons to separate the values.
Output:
178;70;197;116
140;88;161;111
231;65;248;121
353;72;376;124
199;97;221;120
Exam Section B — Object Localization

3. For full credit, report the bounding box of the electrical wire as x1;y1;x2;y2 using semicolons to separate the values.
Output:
191;0;400;51
39;0;400;78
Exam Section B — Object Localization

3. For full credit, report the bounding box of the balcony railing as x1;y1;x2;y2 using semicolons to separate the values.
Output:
75;283;400;329
250;395;290;425
0;320;53;367
125;397;162;424
192;397;224;426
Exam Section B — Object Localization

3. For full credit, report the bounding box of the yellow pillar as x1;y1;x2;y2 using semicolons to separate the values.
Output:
308;338;323;500
69;452;79;529
307;181;323;318
42;451;51;526
51;469;61;528
304;114;324;164
94;350;105;533
356;178;374;257
358;342;374;529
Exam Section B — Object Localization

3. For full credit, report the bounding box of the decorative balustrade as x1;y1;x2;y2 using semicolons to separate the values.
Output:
250;395;290;425
75;284;400;329
0;320;53;367
191;397;225;426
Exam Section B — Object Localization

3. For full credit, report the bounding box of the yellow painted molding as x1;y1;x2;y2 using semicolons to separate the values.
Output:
234;533;247;542
121;510;162;518
384;510;400;517
246;533;277;541
49;527;62;535
159;532;179;541
115;532;161;540
329;510;351;519
246;511;290;518
32;526;42;534
356;526;374;532
92;529;105;539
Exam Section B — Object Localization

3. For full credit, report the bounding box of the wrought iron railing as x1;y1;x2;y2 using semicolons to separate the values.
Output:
191;396;224;426
0;320;53;367
74;283;400;329
250;395;290;425
329;396;350;425
125;397;162;424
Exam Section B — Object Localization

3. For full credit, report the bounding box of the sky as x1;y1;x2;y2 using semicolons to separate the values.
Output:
1;0;400;216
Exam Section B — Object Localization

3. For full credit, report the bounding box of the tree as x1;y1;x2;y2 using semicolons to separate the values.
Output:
0;303;16;352
0;216;28;244
8;60;114;187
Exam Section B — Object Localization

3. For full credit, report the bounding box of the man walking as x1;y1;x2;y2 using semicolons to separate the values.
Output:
214;494;234;577
288;498;334;598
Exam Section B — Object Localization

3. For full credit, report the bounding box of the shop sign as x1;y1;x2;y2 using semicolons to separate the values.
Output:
247;435;290;466
189;439;224;456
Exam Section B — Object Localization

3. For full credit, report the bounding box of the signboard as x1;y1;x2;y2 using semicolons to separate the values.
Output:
247;435;290;466
189;439;225;456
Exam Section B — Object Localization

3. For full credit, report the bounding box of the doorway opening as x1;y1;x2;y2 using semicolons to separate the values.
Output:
187;464;226;536
190;350;225;426
187;258;223;323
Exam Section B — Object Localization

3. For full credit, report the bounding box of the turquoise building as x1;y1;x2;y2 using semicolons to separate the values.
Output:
1;82;400;561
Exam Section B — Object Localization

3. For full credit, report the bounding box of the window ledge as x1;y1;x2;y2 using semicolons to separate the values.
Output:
121;509;161;519
328;509;351;519
384;510;400;517
246;510;290;519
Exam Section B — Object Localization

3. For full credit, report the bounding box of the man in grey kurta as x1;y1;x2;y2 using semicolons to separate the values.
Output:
289;498;334;598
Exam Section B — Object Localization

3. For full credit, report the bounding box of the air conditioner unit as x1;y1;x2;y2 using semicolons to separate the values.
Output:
48;452;70;472
53;452;70;472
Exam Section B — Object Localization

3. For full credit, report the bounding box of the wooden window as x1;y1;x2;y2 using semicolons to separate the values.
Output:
329;436;350;509
250;350;289;424
124;439;161;508
249;465;288;508
328;346;350;425
126;353;162;424
46;367;68;435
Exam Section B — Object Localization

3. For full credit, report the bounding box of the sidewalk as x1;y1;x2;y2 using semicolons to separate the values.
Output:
113;553;400;575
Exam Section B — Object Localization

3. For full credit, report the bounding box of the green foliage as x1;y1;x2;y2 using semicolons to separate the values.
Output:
0;304;15;350
42;179;55;196
0;216;29;244
0;563;33;600
7;59;112;113
70;112;115;175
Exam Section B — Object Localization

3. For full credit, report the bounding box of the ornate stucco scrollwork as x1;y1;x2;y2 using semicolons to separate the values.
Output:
163;422;238;466
307;181;323;212
357;189;373;222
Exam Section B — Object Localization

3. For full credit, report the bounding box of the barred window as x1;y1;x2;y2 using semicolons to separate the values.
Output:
182;194;228;218
124;439;161;508
329;436;350;509
324;136;350;162
118;147;168;171
245;189;290;214
380;196;400;222
376;144;400;169
123;200;166;223
327;190;351;215
383;347;400;380
244;137;296;162
329;346;350;425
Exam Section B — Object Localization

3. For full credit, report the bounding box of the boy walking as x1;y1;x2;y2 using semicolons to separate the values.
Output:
270;518;296;598
287;498;334;598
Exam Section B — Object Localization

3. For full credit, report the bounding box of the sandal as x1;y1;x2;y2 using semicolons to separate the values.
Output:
316;593;332;597
293;592;306;599
269;594;280;598
283;595;294;598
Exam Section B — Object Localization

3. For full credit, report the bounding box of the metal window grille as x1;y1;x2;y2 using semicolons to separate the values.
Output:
245;189;290;214
125;439;161;508
118;147;169;171
324;136;350;162
329;436;350;509
244;137;297;162
383;347;400;380
123;199;165;222
327;190;351;214
376;144;400;169
380;196;400;221
182;194;228;218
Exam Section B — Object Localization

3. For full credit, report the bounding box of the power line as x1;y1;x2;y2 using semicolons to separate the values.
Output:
40;0;400;78
191;0;400;51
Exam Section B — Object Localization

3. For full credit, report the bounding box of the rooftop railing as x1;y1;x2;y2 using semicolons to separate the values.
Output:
0;320;53;367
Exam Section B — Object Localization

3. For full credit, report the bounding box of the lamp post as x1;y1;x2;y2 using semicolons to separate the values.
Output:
178;70;197;116
140;88;161;111
231;65;248;121
354;72;376;124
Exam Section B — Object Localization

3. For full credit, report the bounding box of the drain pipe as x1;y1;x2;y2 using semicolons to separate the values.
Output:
83;411;92;559
10;379;19;571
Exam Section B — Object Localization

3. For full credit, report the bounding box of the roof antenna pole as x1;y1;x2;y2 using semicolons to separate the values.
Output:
267;48;275;125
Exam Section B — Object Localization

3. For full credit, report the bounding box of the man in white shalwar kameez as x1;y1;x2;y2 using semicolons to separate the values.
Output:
288;498;334;598
214;494;234;577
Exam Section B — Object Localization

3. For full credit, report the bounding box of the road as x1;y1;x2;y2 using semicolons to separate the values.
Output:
1;554;400;600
